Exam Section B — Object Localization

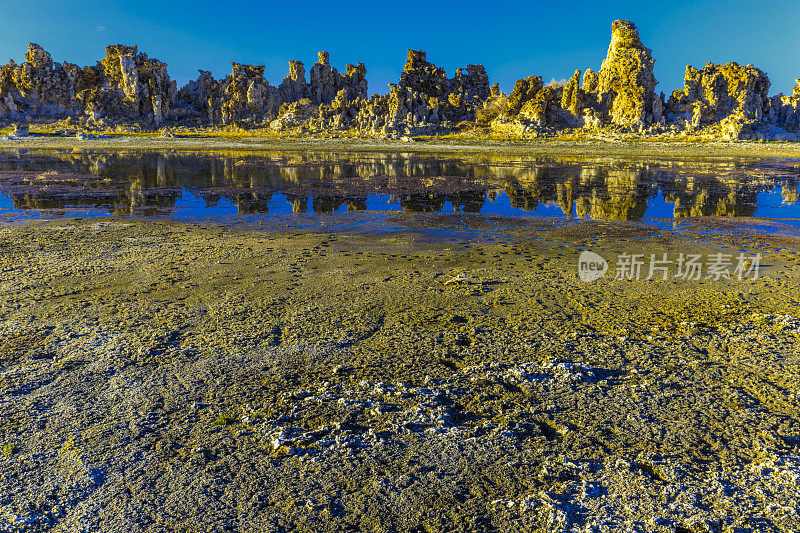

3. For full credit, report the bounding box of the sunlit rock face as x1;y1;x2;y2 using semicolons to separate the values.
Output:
1;43;78;118
666;62;771;128
269;52;368;133
561;70;585;116
595;20;660;128
505;76;544;117
349;49;490;136
489;69;590;135
0;42;177;125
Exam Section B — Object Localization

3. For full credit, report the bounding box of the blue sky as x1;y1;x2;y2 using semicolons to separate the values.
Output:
1;0;798;96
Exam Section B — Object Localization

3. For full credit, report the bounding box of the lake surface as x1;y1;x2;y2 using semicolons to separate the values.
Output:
1;150;799;228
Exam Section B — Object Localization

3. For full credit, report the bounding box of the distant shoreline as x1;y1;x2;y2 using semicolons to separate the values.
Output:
4;133;800;160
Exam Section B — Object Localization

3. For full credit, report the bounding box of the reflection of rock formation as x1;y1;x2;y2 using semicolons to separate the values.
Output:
399;193;447;212
312;195;341;214
504;185;539;212
308;195;368;214
782;184;799;205
0;151;795;221
577;168;650;220
230;193;272;214
285;194;308;213
450;191;485;213
666;180;759;218
0;167;180;214
575;192;648;220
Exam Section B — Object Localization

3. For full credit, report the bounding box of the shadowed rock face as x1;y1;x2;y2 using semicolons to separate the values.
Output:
506;76;544;117
310;51;338;106
400;50;450;98
278;60;307;104
0;20;799;140
768;79;800;135
94;44;174;126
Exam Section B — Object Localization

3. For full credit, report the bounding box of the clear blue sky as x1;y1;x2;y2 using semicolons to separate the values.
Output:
1;0;798;96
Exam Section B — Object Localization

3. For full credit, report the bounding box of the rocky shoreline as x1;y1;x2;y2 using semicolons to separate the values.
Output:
2;20;800;142
1;217;799;531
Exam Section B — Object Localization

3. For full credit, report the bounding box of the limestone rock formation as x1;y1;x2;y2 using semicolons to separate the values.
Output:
0;43;78;117
518;84;562;126
342;63;368;100
0;42;178;126
505;76;544;116
173;70;217;123
399;50;450;98
596;20;660;127
310;52;340;106
217;63;281;124
2;20;800;141
270;98;316;131
348;49;489;136
582;68;599;93
96;44;176;125
279;61;308;104
17;44;69;114
660;62;777;139
666;62;770;126
451;65;490;102
561;70;585;116
268;53;368;133
490;71;589;135
475;83;506;125
768;78;800;134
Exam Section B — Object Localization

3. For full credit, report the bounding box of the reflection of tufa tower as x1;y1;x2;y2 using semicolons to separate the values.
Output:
782;184;799;205
286;195;308;213
556;182;574;217
0;151;785;222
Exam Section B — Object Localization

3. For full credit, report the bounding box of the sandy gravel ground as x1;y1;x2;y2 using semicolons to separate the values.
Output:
3;134;800;161
0;216;799;532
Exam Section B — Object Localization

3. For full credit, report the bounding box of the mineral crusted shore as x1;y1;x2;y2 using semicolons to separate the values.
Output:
2;20;800;142
1;218;800;531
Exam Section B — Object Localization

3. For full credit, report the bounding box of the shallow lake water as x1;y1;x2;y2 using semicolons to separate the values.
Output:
1;150;799;231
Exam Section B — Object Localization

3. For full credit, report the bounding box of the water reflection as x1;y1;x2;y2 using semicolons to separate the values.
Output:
0;150;798;221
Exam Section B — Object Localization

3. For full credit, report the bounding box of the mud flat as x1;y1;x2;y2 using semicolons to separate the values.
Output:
4;134;800;161
1;216;800;531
